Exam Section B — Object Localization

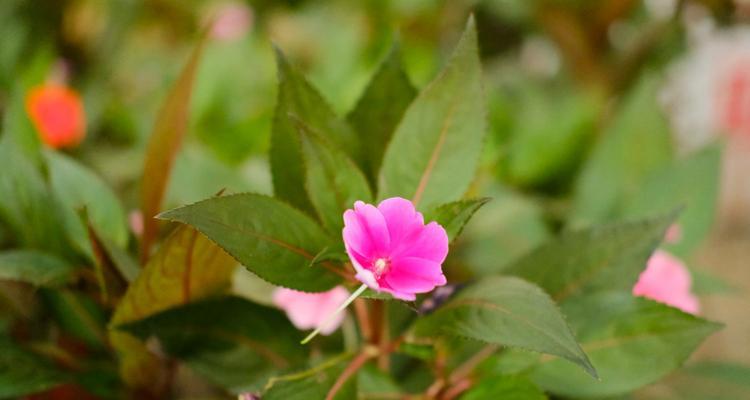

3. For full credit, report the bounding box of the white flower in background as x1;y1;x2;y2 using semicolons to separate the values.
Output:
661;25;750;154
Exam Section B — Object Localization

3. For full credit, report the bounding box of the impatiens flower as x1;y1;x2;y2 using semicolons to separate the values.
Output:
661;26;750;153
342;197;448;301
272;286;349;335
209;1;253;41
633;250;700;314
25;84;86;149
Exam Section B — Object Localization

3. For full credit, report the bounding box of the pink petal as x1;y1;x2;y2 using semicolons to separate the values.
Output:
353;201;391;255
633;250;699;315
272;287;349;334
385;257;447;293
378;197;424;247
343;210;374;258
395;222;448;263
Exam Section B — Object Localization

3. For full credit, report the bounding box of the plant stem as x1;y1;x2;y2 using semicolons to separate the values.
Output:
301;284;368;344
326;347;377;400
353;297;372;341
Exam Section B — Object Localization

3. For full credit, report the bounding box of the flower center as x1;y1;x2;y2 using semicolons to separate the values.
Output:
373;258;390;278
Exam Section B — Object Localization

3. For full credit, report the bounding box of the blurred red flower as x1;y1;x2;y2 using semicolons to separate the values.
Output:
25;84;86;149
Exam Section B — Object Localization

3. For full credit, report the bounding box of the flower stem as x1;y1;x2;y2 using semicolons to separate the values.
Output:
301;283;368;344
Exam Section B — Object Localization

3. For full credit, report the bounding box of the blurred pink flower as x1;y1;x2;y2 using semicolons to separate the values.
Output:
633;250;700;314
209;1;252;41
272;286;349;335
662;27;750;153
664;223;683;244
342;197;448;301
129;210;144;237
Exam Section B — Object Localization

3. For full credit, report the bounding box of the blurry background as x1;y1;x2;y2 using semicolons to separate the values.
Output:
1;0;749;398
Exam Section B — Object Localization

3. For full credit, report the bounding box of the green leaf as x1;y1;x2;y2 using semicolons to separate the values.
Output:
424;198;490;243
262;353;357;400
119;296;305;393
0;337;68;398
412;276;596;377
453;184;549;276
620;145;721;257
45;151;128;248
0;250;74;287
348;44;417;185
42;289;108;350
110;225;237;390
531;292;721;398
270;48;357;214
504;212;676;303
461;375;546;400
378;17;486;210
505;86;598;189
158;193;341;291
637;361;750;400
140;35;206;262
570;75;672;227
295;118;372;233
0;136;69;256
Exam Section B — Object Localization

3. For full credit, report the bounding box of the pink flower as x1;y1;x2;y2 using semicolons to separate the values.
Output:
25;84;86;149
342;197;448;301
272;286;349;335
664;223;683;244
633;250;700;314
209;1;253;41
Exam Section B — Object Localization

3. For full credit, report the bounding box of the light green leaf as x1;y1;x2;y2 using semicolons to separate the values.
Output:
262;353;357;400
348;44;417;185
453;184;549;276
531;292;721;398
0;250;74;287
504;212;676;303
620;145;721;257
412;276;596;377
378;17;486;210
637;361;750;400
570;76;672;227
424;198;490;243
0;136;69;256
119;296;305;393
45;151;128;248
158;193;342;292
461;375;547;400
140;35;206;262
270;48;357;214
295;118;372;233
0;337;68;398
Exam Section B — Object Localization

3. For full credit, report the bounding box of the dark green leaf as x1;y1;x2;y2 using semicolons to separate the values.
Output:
120;296;305;393
504;212;676;303
270;48;357;214
620;145;721;257
424;198;490;243
158;193;341;291
348;45;417;185
262;353;357;400
412;276;596;377
0;337;68;398
295;118;372;233
637;361;750;400
140;35;206;262
461;375;546;400
0;250;74;287
570;76;672;226
378;17;486;210
42;289;107;350
531;292;721;398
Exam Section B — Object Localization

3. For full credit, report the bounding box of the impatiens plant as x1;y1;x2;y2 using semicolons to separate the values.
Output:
0;9;736;400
